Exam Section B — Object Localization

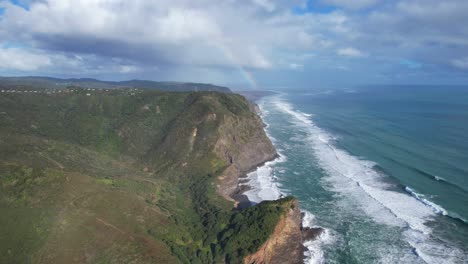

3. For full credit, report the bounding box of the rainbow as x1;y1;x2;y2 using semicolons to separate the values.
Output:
217;43;259;90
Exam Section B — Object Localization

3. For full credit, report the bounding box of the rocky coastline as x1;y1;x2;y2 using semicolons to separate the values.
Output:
215;98;324;264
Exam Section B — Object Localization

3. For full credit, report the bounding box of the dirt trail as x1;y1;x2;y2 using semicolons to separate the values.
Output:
95;217;126;235
38;153;65;169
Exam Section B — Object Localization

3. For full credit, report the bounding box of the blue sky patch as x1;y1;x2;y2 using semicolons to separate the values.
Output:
9;0;30;10
292;0;336;15
3;41;28;49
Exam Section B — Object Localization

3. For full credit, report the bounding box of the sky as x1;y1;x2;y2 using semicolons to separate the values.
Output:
0;0;468;90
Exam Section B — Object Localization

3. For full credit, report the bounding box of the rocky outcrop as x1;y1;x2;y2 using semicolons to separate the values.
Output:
302;226;324;242
244;199;304;264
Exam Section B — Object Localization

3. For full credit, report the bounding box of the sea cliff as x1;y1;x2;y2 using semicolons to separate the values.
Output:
244;198;304;264
214;102;277;207
213;98;321;264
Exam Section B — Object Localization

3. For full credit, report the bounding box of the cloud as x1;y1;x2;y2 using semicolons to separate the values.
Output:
0;0;357;73
0;47;52;71
451;57;468;70
289;63;304;70
118;65;140;74
252;0;276;12
0;0;468;85
337;47;366;57
0;45;150;77
365;0;468;47
0;0;279;70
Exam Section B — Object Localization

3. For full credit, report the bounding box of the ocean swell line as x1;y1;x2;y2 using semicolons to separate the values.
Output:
242;98;331;264
270;96;466;264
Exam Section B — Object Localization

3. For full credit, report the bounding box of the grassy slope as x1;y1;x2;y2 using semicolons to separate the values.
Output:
0;88;289;263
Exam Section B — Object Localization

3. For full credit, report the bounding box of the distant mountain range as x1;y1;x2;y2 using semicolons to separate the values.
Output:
0;76;231;93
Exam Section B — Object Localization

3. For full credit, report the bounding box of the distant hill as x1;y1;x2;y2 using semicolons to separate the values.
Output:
0;76;232;93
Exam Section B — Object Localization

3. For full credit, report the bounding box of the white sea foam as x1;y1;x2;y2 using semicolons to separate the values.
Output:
243;154;333;264
405;187;448;216
242;153;285;203
270;97;465;263
434;175;445;181
302;211;335;264
403;229;467;264
242;99;332;263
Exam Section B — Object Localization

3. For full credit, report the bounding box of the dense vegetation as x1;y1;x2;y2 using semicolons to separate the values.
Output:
0;87;288;263
219;197;294;263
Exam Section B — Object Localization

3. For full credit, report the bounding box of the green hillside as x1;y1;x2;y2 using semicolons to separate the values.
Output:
0;88;290;263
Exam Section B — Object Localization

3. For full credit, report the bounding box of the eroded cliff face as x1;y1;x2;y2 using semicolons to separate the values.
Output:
244;199;304;264
212;100;308;264
214;104;277;203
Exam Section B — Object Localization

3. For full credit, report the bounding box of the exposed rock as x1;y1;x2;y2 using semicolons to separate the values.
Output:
189;127;198;152
244;199;304;264
302;227;324;242
214;104;277;203
210;97;321;264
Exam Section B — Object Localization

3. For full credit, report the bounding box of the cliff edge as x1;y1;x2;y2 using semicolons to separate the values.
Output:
211;98;312;264
244;198;304;264
214;102;277;205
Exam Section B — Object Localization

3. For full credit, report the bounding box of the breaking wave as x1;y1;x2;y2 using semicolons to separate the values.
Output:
269;96;466;263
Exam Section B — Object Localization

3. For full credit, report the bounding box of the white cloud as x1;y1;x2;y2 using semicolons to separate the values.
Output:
0;45;150;76
289;63;304;70
0;0;368;72
366;0;468;47
0;47;52;71
0;0;276;69
0;0;356;72
337;47;366;58
155;8;221;43
119;65;140;73
451;57;468;70
252;0;276;12
0;0;467;84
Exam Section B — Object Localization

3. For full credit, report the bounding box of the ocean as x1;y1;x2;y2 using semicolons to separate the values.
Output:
242;86;468;263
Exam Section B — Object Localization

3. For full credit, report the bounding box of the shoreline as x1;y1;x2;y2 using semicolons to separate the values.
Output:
230;153;280;209
228;93;280;209
226;95;326;264
228;91;468;263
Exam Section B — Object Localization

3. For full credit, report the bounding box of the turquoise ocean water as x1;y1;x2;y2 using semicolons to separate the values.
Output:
243;86;468;263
